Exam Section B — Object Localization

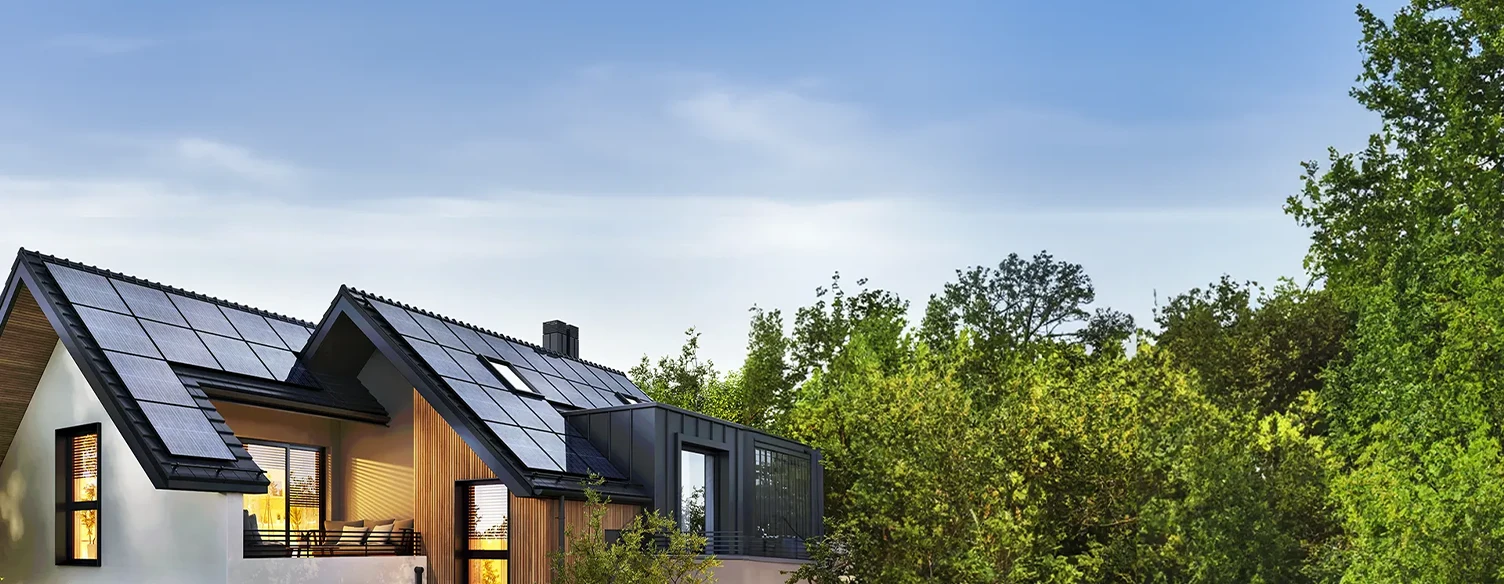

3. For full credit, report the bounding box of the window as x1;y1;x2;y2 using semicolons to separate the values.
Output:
242;440;324;542
484;358;536;395
56;424;101;566
679;449;715;535
462;482;509;584
752;446;812;540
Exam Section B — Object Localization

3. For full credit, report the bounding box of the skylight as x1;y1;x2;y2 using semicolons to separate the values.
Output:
484;358;537;395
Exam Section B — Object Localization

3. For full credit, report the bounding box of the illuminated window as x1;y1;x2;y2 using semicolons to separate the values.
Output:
56;424;101;566
463;482;509;584
243;440;324;543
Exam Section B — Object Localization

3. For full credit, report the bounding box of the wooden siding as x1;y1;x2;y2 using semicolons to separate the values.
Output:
0;285;59;467
512;496;642;584
414;389;495;584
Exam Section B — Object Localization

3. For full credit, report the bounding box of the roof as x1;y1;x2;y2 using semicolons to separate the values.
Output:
336;287;651;500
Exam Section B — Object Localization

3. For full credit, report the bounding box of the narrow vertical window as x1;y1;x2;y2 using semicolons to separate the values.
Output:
57;424;101;566
680;449;714;535
463;482;509;584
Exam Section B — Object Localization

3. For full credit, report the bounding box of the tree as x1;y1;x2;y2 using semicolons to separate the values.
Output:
1287;1;1504;580
1155;277;1350;415
921;252;1133;359
630;329;725;415
550;479;721;584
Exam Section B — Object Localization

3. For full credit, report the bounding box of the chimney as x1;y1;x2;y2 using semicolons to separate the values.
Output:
543;320;579;358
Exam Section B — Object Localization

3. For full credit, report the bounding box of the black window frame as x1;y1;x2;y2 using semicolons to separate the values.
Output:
241;438;326;543
674;435;730;537
56;423;102;566
459;479;512;584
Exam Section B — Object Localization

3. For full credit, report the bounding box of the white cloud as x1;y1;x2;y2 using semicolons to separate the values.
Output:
173;138;300;184
46;34;157;55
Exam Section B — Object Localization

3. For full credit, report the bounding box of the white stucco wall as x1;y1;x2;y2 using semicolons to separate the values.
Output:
229;555;427;584
712;557;808;584
0;341;238;584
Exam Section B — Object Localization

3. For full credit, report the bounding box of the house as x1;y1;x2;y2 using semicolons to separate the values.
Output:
0;249;822;584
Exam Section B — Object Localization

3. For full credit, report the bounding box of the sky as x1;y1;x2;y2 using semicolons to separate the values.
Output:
0;1;1405;371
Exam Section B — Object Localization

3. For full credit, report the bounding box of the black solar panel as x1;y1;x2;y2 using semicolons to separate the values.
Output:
563;359;611;390
565;429;626;479
111;280;190;326
222;309;287;349
370;301;433;341
250;344;296;379
504;341;557;374
197;333;272;379
409;311;466;350
267;319;312;352
609;371;651;400
138;402;234;460
526;429;568;469
487;388;547;430
139;320;221;369
447;348;502;389
568;379;608;408
168;294;241;338
74;306;162;359
549;376;590;408
506;362;555;395
409;338;474;381
524;397;567;433
450;379;511;424
487;422;562;471
444;322;499;359
480;334;529;365
104;351;196;407
543;354;587;383
47;264;130;313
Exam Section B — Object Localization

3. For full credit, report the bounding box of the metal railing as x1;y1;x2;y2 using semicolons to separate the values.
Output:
244;529;424;558
649;531;808;560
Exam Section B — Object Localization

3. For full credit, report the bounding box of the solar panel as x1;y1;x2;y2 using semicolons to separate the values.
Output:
221;309;287;349
487;387;547;430
409;311;466;350
138;402;234;460
446;348;505;389
139;320;220;369
609;371;651;400
46;264;130;313
369;301;433;341
542;354;587;383
506;362;556;395
168;294;241;337
104;351;196;407
250;344;297;379
565;430;625;479
111;280;190;326
409;338;474;381
267;319;313;352
563;360;612;390
197;333;273;379
588;365;633;394
487;422;562;471
548;376;591;408
74;306;162;359
480;334;529;365
526;429;568;470
524;397;567;433
450;379;511;424
445;322;499;359
568;379;608;408
504;341;558;374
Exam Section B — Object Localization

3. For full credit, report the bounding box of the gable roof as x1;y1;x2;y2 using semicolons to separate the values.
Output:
329;287;650;501
0;249;388;493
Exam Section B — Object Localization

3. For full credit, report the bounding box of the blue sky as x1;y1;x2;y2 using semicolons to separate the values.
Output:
0;1;1400;369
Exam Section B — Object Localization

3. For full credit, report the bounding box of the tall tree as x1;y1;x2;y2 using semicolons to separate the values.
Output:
921;252;1134;359
1288;1;1504;580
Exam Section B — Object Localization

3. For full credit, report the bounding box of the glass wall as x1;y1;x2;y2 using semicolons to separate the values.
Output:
243;441;324;537
752;446;812;540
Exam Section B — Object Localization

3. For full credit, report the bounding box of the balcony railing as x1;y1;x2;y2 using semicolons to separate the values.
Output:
638;531;808;560
244;529;425;559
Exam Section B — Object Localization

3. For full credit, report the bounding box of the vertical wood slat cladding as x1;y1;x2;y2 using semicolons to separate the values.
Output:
511;497;644;584
0;286;60;467
414;389;495;584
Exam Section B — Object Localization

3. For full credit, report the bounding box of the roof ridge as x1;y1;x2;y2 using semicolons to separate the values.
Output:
18;248;317;328
343;286;630;376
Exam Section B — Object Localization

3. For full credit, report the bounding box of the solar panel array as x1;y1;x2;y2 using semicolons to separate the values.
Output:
365;298;644;478
46;263;315;461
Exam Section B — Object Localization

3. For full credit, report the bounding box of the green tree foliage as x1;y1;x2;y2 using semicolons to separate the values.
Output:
549;479;721;584
921;252;1135;360
1286;1;1504;580
1155;277;1350;415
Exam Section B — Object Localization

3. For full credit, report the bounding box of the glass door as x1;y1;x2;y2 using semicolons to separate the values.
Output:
243;440;324;541
462;481;510;584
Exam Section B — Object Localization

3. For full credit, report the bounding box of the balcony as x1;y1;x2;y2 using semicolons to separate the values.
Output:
244;528;425;558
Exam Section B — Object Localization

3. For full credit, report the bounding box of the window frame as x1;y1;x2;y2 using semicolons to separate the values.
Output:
458;479;512;584
674;435;730;537
482;358;538;395
56;423;102;567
